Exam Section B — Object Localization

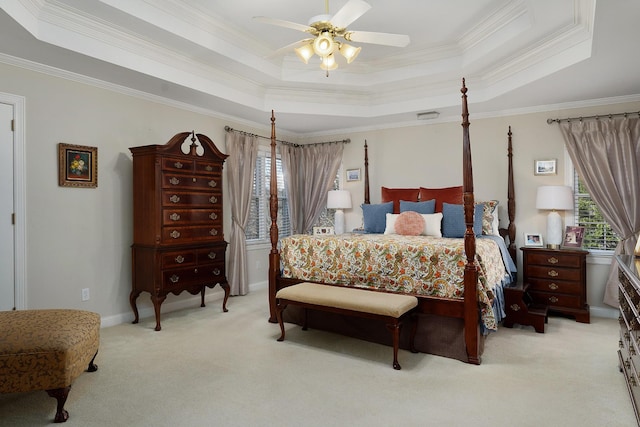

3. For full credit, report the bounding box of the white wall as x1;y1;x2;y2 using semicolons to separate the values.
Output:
2;60;636;325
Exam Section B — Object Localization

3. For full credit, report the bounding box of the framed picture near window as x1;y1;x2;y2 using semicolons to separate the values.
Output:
562;226;585;248
346;168;361;182
534;159;557;175
58;143;98;188
313;226;334;235
524;232;544;247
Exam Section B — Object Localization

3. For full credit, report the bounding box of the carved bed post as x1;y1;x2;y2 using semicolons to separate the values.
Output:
506;126;517;262
268;110;280;323
364;140;370;205
461;79;480;365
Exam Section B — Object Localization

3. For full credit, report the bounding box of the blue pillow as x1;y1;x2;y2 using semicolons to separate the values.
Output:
442;202;484;238
399;199;435;214
361;202;393;234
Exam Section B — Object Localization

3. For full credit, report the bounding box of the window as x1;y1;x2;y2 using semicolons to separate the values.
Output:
246;149;290;242
573;170;619;251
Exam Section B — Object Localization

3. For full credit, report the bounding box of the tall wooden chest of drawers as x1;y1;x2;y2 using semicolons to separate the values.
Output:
521;247;590;323
617;254;640;425
129;131;230;331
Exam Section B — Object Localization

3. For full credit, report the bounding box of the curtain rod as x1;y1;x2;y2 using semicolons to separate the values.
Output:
224;125;350;147
547;110;640;124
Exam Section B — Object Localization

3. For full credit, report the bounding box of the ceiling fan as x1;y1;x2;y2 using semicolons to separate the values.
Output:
254;0;410;75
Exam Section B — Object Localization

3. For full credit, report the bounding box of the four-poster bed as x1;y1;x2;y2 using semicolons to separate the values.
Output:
267;80;516;364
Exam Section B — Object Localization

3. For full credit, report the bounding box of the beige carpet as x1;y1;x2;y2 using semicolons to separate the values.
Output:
0;286;635;426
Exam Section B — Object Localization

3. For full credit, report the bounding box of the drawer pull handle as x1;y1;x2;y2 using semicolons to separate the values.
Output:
170;230;181;239
548;283;559;290
170;195;180;203
174;161;183;169
193;177;197;183
170;274;179;283
169;177;180;185
205;165;213;172
210;229;218;236
208;252;216;259
209;196;218;204
169;213;180;221
510;304;521;312
213;268;221;275
547;256;559;264
175;255;184;264
547;270;559;277
209;212;218;220
549;296;558;303
209;180;217;188
194;268;198;273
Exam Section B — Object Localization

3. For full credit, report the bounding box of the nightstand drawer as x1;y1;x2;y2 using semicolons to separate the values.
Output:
526;265;582;282
527;278;582;296
526;252;582;268
530;291;582;309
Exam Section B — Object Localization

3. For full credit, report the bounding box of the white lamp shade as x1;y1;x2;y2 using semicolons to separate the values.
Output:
536;186;574;211
327;190;352;209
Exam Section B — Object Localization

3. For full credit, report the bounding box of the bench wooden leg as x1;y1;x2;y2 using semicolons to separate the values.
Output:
386;320;402;370
409;313;419;354
46;386;70;423
275;301;287;342
302;308;308;331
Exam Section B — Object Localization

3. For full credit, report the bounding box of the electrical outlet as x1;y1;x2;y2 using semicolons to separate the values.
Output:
81;288;90;301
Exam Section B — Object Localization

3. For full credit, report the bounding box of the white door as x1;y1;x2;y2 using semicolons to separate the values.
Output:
0;102;15;310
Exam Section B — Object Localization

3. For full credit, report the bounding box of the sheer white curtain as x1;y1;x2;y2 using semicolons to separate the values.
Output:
225;131;258;296
559;117;640;306
280;142;344;234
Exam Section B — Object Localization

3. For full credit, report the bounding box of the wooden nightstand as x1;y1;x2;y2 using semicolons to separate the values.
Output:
520;247;590;323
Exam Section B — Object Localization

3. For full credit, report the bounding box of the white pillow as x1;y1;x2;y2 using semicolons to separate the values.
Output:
491;209;500;236
384;213;399;234
422;213;443;237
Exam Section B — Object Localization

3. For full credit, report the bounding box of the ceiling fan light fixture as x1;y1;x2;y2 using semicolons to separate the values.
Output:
295;43;315;64
339;42;361;63
313;32;337;56
320;54;338;71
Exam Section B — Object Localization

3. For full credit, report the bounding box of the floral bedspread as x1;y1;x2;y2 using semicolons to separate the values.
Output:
280;233;510;331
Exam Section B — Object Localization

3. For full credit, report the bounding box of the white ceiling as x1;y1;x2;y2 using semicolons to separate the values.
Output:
0;0;639;135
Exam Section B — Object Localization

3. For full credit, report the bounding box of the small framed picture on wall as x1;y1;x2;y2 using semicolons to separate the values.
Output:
346;168;361;182
534;159;557;175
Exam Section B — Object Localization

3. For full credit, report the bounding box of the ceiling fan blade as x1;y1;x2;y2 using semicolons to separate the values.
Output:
330;0;371;29
253;16;313;33
345;31;410;47
266;39;314;58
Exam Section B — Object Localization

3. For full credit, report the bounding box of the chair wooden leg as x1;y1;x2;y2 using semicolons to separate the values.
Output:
46;386;70;423
386;320;402;370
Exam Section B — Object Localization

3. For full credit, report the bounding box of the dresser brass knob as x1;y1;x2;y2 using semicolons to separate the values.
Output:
170;230;180;239
169;177;180;185
209;196;218;204
510;304;520;312
170;195;180;203
549;296;558;303
209;180;217;188
210;229;218;236
209;212;218;220
213;268;221;275
194;268;198;273
548;283;559;290
170;274;179;283
174;161;183;169
205;165;213;172
547;270;559;277
170;213;180;221
175;255;184;263
208;252;216;259
547;257;559;264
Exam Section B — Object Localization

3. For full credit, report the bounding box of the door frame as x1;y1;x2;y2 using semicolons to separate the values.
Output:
1;91;26;309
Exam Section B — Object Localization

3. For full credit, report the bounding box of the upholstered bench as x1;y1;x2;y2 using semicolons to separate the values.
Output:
275;282;419;370
0;309;100;423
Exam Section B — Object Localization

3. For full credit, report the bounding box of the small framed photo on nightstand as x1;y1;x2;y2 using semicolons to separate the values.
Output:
562;226;585;248
524;232;544;247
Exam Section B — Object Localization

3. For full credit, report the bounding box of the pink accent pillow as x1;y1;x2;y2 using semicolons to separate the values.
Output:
394;211;425;236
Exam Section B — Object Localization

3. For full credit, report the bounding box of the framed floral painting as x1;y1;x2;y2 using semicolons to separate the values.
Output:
58;143;98;188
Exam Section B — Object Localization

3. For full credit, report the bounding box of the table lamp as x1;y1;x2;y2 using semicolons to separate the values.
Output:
536;185;574;249
327;190;352;235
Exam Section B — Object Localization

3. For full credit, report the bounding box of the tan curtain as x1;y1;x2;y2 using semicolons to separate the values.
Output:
280;143;344;234
225;131;258;296
559;117;640;307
